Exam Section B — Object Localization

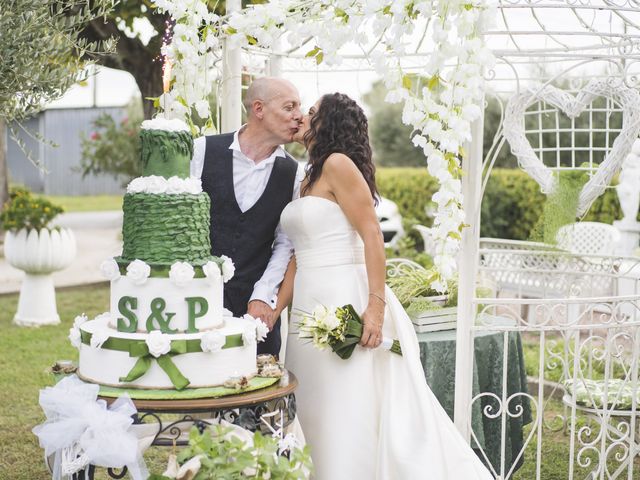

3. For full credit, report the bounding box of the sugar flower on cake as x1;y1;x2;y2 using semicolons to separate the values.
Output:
200;330;226;353
146;330;172;358
169;261;195;287
68;326;82;349
126;259;151;285
89;326;111;349
73;313;88;329
99;258;121;281
145;175;168;194
183;177;202;194
93;312;113;326
244;314;269;343
126;177;147;194
242;325;257;346
203;260;222;284
220;255;235;283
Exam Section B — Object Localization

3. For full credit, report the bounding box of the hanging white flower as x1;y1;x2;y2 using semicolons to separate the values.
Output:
202;261;222;284
220;256;235;283
73;313;89;329
90;327;111;349
146;331;172;358
68;327;82;349
242;326;257;346
200;330;226;353
126;260;151;285
169;261;195;287
100;258;121;281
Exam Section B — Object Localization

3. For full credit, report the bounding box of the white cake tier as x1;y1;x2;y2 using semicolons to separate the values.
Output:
78;316;257;389
109;275;223;332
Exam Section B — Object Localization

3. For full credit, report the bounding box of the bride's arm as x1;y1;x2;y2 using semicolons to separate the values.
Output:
323;153;386;349
274;256;297;322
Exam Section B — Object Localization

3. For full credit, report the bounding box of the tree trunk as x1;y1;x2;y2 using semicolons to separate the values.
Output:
0;119;8;212
133;62;163;120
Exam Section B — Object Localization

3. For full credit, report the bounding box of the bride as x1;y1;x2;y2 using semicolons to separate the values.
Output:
275;92;493;479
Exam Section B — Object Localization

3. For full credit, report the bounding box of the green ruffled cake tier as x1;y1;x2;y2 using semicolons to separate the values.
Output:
140;129;193;179
121;192;213;264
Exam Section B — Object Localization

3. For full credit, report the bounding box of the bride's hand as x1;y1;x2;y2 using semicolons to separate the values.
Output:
360;301;384;349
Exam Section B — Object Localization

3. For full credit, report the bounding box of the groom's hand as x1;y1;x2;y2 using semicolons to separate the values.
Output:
247;300;276;330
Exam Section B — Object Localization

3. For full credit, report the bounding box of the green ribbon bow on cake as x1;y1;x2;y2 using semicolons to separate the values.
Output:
119;340;191;390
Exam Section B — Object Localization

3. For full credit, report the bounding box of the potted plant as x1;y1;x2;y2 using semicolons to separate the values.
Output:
1;187;76;326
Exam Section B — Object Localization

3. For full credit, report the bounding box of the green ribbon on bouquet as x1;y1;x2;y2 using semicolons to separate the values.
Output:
79;331;244;390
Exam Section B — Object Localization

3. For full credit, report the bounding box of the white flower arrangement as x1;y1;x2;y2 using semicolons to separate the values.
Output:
242;325;257;346
146;330;172;358
169;261;195;287
200;330;226;353
126;260;151;286
220;255;235;283
73;313;88;329
90;327;111;349
68;326;82;349
203;260;222;284
127;176;203;195
99;258;121;281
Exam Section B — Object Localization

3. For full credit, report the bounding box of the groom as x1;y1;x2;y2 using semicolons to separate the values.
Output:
191;77;303;356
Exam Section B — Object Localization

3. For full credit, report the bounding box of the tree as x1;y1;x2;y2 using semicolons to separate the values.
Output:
80;0;266;120
0;0;115;215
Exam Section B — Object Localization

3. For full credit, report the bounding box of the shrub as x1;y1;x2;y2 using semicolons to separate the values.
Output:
0;185;64;232
377;167;623;241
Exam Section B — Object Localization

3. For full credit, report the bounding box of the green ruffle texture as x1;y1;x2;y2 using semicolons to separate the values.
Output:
121;193;212;264
140;129;193;179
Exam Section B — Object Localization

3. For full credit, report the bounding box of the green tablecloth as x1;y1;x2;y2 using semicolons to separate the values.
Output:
417;317;532;474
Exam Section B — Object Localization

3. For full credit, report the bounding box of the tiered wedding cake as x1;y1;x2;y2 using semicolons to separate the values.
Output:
71;119;267;390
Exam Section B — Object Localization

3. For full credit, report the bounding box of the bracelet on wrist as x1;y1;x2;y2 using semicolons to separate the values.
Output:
369;292;387;305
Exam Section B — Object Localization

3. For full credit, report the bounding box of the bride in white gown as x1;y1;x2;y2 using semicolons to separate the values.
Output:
275;93;492;480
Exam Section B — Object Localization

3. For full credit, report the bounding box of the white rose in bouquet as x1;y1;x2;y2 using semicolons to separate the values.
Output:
90;327;111;349
166;176;185;195
203;261;222;284
146;331;172;358
200;330;226;353
68;327;82;349
73;313;88;329
127;259;151;285
220;256;235;283
169;261;195;287
145;175;168;194
100;258;121;281
322;310;341;331
242;325;257;346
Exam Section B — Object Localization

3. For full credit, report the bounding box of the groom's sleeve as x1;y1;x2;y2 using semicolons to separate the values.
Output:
250;223;294;306
190;136;206;178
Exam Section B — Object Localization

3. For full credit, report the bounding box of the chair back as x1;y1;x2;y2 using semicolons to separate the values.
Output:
556;222;621;256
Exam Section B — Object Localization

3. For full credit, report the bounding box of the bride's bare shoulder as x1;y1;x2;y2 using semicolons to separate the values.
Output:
324;153;359;176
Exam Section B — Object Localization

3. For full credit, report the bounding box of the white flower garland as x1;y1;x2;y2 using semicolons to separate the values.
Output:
154;0;495;291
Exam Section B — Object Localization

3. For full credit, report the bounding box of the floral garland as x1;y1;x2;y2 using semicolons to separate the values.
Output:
153;0;495;291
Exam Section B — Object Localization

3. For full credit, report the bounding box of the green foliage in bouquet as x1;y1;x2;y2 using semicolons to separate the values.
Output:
79;101;144;183
150;425;312;480
0;186;63;232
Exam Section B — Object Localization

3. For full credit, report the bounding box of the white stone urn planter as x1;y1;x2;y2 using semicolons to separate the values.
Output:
4;227;76;326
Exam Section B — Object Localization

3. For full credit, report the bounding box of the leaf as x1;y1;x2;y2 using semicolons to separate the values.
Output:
316;52;324;65
402;75;412;90
305;46;320;58
427;75;440;91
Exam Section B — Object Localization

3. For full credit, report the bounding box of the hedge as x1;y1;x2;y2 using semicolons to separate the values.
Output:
376;167;623;241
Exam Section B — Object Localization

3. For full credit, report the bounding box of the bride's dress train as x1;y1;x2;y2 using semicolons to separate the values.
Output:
281;196;492;480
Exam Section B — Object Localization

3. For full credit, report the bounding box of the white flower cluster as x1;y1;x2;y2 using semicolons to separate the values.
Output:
126;259;151;285
243;314;269;343
152;0;220;133
140;118;190;132
68;313;88;349
127;176;202;195
202;256;234;284
221;0;495;291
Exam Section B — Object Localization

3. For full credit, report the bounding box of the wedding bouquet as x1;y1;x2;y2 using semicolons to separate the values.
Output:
297;304;402;359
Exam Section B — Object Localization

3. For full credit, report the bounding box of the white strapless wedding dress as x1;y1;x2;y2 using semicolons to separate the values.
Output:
281;196;493;480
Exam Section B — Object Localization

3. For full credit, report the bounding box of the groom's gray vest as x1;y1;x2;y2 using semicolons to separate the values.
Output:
201;133;297;354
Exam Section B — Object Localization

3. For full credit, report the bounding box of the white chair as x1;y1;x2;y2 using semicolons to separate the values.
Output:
556;221;621;256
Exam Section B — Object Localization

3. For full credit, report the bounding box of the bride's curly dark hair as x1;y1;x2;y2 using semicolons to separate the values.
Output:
302;93;379;203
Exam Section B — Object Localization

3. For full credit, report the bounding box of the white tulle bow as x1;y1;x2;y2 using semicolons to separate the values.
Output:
32;375;148;480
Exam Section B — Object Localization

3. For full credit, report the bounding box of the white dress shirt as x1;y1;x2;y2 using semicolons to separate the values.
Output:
191;130;304;307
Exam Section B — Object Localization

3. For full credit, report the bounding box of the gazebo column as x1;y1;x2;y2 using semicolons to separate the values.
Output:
221;0;242;133
453;105;485;440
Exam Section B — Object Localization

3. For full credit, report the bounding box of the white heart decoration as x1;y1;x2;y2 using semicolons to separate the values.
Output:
503;78;640;216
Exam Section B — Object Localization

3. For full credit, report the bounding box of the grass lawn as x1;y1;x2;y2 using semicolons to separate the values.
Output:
42;195;123;212
1;285;638;479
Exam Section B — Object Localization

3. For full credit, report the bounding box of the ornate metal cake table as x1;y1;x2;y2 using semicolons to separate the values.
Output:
72;371;298;480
